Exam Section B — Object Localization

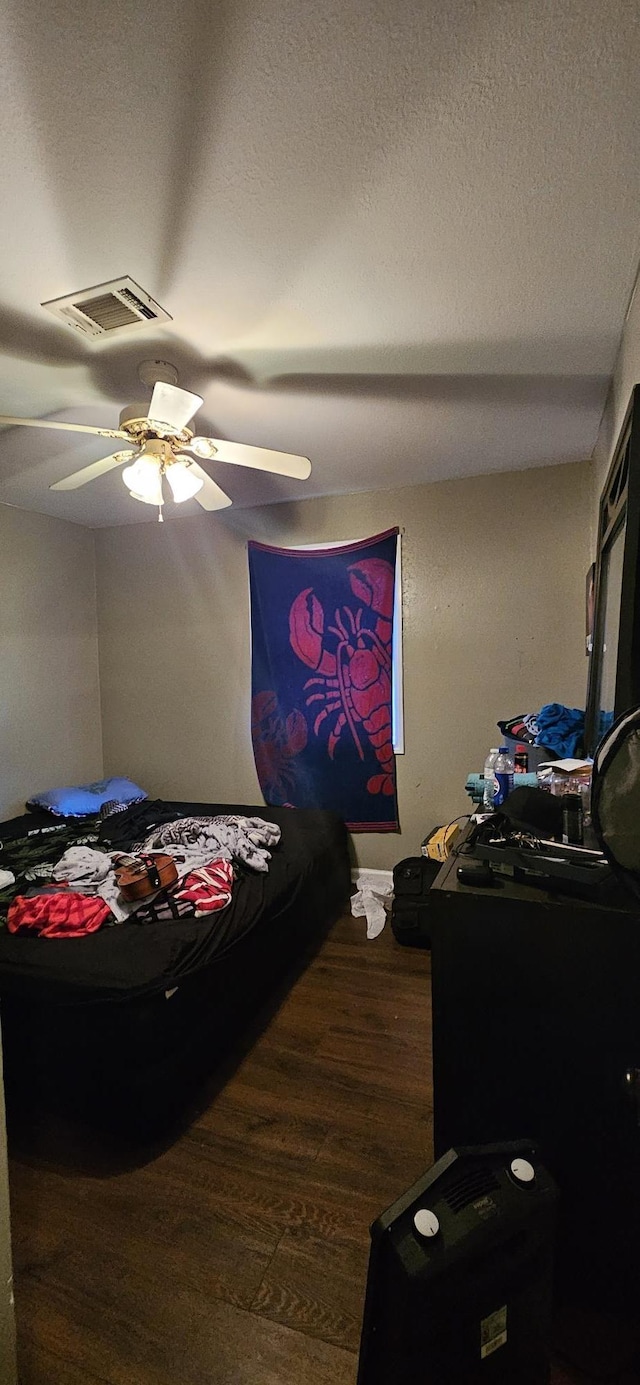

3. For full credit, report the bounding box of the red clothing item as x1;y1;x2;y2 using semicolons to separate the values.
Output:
7;888;111;938
174;858;234;916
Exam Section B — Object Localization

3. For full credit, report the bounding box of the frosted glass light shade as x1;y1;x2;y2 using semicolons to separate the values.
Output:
166;459;204;502
122;456;163;506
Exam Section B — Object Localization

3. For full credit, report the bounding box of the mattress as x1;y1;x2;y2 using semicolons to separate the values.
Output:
0;799;351;1003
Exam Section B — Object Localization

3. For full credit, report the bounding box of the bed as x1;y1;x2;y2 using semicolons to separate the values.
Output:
0;798;351;1130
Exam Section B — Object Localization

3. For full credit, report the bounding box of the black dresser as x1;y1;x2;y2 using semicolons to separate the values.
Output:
429;823;640;1311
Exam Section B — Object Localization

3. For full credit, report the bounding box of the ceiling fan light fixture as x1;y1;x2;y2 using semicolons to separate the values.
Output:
167;459;204;503
0;366;311;517
122;455;163;506
189;436;218;459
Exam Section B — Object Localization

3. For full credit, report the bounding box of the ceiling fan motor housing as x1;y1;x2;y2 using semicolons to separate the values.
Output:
136;438;174;469
118;402;194;444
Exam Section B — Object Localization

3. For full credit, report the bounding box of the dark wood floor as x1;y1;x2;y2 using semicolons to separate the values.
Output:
5;915;629;1383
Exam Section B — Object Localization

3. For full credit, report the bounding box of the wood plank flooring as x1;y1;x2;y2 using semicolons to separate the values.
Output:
5;915;623;1383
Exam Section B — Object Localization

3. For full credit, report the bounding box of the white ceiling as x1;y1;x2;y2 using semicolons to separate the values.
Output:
1;0;640;526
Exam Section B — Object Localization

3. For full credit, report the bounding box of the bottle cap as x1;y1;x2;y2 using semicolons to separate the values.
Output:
499;745;508;753
562;794;582;809
515;744;527;752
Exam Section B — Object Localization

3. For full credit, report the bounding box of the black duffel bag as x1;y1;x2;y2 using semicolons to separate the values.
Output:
391;856;441;948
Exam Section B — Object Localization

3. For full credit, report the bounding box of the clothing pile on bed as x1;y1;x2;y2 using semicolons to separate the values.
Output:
0;813;281;938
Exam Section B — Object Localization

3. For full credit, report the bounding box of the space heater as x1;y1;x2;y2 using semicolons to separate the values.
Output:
357;1142;558;1385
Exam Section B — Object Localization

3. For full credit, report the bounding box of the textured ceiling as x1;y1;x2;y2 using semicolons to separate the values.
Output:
0;0;639;525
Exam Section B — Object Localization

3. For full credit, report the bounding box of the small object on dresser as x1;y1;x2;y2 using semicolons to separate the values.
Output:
482;748;500;808
422;821;462;862
514;744;529;774
456;863;495;887
562;793;584;846
493;746;515;807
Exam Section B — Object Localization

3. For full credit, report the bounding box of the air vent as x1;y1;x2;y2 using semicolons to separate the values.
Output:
441;1165;499;1214
41;277;172;339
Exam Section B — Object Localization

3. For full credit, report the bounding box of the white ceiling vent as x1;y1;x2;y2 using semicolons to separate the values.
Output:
41;277;172;339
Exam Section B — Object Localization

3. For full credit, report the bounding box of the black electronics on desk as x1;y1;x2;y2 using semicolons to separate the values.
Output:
467;835;612;900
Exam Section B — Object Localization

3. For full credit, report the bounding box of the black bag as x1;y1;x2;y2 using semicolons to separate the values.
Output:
391;856;440;948
592;704;640;899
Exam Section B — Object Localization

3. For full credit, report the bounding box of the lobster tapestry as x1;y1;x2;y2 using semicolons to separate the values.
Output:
248;528;399;831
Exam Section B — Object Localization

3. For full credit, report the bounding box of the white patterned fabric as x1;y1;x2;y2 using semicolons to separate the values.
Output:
141;815;281;873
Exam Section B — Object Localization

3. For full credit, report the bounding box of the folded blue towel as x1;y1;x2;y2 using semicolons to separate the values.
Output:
465;772;538;804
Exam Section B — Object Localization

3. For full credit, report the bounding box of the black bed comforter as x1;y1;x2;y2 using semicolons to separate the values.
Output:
0;800;350;1003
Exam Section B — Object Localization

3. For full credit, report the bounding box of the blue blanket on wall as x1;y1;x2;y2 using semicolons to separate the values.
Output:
248;529;399;831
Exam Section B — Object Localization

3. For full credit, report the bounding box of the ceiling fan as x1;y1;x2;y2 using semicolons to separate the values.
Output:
0;365;312;521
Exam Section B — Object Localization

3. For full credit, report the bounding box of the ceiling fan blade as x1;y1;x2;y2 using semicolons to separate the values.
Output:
148;382;203;433
0;415;128;439
49;449;139;492
203;438;312;479
190;463;233;511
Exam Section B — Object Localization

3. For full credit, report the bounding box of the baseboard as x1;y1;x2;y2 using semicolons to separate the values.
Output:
351;868;394;888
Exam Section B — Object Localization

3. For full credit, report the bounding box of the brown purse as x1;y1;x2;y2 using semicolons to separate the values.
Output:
114;853;178;902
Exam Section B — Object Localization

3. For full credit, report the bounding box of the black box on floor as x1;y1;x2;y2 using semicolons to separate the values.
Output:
391;856;440;948
357;1142;558;1385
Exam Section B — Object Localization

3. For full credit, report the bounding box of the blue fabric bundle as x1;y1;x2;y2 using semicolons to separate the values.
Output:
535;704;585;758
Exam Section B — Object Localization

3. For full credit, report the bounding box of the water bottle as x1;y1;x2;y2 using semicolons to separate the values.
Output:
482;749;500;809
493;746;515;808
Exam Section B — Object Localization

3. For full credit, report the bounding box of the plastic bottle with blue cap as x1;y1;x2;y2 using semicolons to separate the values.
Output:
493;746;514;808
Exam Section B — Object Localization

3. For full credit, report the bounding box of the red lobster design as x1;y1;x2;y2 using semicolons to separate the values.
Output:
251;691;307;800
289;558;395;796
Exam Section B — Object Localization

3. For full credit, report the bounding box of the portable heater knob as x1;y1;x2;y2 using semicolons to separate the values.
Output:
510;1157;535;1185
413;1208;440;1238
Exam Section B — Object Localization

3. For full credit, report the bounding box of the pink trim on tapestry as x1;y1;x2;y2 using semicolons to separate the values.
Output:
248;527;399;559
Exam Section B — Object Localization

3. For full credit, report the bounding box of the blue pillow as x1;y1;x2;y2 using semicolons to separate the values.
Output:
27;777;147;818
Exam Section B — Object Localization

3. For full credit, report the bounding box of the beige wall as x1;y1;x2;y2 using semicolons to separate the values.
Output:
96;460;591;870
0;505;103;820
0;504;101;1381
593;277;640;503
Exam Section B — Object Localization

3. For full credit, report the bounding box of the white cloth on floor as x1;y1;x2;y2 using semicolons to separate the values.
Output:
350;873;393;939
0;869;15;890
